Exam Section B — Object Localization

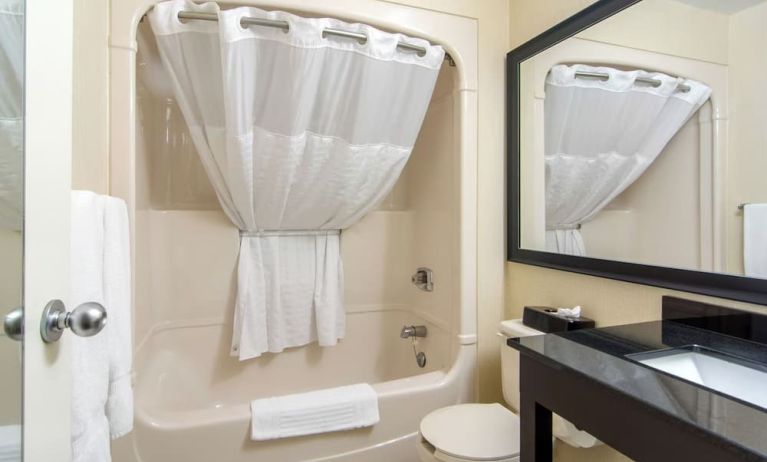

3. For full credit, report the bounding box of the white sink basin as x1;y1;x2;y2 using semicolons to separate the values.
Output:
631;347;767;409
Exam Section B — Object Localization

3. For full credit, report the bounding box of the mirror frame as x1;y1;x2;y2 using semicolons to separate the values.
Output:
506;0;767;306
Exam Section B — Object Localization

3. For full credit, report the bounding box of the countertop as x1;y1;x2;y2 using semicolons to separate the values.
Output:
508;319;767;458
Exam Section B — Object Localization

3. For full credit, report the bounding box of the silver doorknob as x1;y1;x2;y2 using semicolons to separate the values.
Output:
3;307;22;341
40;299;107;343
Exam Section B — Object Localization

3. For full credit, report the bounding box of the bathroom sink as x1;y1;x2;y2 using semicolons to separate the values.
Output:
628;346;767;409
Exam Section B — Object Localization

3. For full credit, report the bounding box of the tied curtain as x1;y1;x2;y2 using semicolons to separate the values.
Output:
0;0;22;231
149;0;444;360
544;64;711;256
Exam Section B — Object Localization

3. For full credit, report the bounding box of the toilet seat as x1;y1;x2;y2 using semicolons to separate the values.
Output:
419;403;520;462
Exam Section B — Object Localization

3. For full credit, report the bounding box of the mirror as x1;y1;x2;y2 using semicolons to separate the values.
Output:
0;0;24;458
508;0;767;304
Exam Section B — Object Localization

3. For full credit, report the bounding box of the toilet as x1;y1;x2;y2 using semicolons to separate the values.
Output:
417;319;599;462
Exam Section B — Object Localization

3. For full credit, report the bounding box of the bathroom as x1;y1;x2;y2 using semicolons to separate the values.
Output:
6;0;767;461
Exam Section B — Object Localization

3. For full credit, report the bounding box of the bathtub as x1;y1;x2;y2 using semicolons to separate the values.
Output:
120;308;475;462
111;2;479;460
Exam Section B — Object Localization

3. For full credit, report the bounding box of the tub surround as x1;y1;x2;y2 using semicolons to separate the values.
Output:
113;3;478;458
509;297;767;461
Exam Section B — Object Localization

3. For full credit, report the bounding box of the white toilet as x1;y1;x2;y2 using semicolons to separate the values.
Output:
417;319;599;462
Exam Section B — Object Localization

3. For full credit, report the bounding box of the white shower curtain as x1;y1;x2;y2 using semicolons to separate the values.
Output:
149;0;444;360
544;64;711;256
0;0;23;231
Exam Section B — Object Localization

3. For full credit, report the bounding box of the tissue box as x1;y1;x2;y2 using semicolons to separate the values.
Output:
523;306;595;333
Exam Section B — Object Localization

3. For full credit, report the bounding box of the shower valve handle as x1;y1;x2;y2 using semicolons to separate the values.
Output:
400;325;427;339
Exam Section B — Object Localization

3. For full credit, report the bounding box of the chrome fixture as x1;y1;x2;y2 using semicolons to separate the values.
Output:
178;10;290;31
40;299;107;343
401;325;428;339
411;267;434;292
574;70;691;93
415;351;427;368
400;325;428;368
176;10;456;65
3;308;22;341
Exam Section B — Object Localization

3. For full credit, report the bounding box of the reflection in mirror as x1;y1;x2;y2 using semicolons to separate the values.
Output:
519;0;767;279
0;0;23;459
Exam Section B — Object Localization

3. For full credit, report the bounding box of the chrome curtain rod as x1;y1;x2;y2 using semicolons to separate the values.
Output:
177;10;455;65
574;70;691;93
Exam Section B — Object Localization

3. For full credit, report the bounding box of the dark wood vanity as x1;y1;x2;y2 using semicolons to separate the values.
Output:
510;298;767;462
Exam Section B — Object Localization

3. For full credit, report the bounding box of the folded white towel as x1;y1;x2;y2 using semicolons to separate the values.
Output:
71;191;133;462
250;383;379;441
744;203;767;278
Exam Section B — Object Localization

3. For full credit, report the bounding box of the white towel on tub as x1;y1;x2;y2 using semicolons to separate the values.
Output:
71;191;133;462
250;383;379;441
744;203;767;278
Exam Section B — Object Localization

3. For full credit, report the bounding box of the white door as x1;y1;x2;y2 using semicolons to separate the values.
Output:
23;0;74;460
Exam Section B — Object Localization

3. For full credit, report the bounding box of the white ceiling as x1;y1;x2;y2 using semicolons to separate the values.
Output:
672;0;767;14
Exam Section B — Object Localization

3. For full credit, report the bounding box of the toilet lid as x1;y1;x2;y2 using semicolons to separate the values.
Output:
420;403;520;461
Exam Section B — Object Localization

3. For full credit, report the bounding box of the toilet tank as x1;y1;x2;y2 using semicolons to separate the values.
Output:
499;319;543;412
499;319;602;449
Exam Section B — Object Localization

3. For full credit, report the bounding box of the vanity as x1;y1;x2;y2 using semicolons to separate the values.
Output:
508;297;767;462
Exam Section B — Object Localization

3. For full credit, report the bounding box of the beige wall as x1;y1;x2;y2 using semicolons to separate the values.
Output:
579;0;729;64
508;1;767;461
726;1;767;275
72;0;109;193
386;0;510;403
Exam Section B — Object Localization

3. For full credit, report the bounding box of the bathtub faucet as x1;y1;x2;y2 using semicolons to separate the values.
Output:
400;325;427;339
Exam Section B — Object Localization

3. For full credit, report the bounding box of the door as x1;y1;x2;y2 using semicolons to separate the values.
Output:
23;0;74;460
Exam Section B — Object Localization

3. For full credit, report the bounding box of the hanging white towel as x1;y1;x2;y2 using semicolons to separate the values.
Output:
250;383;379;441
744;203;767;278
71;191;133;462
102;196;133;439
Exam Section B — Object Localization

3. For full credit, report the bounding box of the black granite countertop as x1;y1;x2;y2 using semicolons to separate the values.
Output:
508;319;767;458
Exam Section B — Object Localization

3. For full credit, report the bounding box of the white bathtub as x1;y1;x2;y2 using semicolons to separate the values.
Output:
118;309;475;462
114;3;479;460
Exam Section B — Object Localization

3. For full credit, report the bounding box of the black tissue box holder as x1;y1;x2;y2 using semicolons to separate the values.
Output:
522;306;596;333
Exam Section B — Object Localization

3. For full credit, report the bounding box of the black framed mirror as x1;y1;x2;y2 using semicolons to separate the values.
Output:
507;0;767;305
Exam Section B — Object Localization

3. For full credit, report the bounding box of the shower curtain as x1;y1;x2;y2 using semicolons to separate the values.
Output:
0;0;23;231
544;64;711;256
149;0;444;360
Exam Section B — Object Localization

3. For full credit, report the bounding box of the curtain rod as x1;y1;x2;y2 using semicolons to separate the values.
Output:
177;10;455;65
574;70;691;93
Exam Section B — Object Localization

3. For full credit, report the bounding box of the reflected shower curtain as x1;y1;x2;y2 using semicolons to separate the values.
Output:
0;0;22;231
149;0;443;360
544;64;711;256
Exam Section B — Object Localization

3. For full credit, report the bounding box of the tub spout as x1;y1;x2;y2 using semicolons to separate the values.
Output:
400;325;427;339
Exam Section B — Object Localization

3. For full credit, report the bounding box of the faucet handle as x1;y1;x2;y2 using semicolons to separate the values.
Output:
400;325;427;339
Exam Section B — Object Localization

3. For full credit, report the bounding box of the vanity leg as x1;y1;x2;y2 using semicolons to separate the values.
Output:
520;398;553;461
